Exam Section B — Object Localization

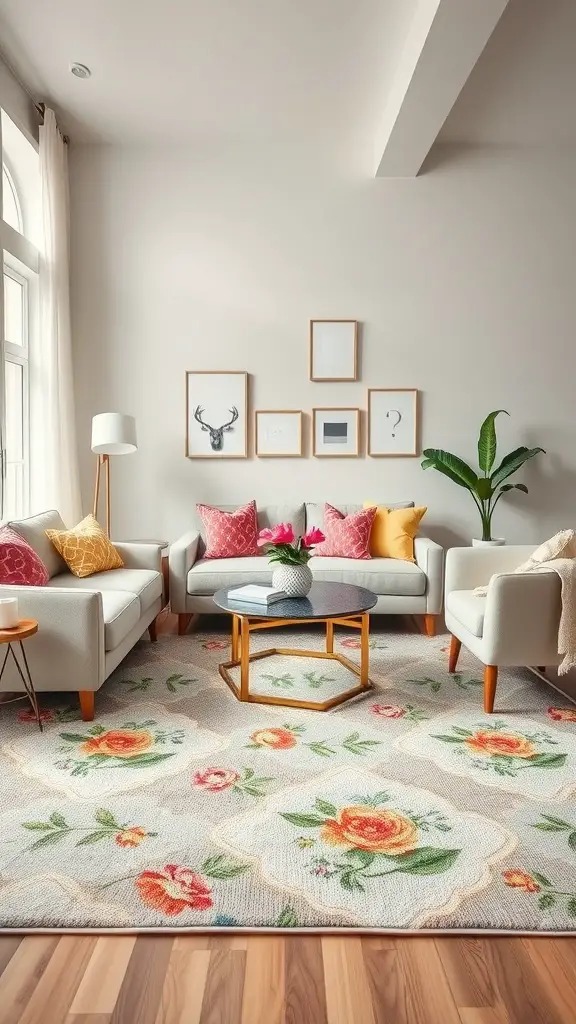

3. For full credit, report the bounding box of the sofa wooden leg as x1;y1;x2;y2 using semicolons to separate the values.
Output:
178;613;193;636
448;635;462;674
484;666;498;713
423;614;436;637
148;617;158;643
79;691;95;722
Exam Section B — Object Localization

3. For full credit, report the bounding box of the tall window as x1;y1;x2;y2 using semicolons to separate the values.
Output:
0;110;39;520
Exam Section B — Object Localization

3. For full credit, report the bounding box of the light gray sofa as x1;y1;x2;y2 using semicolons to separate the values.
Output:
170;502;444;635
0;510;164;720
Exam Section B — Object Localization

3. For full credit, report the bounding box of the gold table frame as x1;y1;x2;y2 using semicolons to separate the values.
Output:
218;611;372;711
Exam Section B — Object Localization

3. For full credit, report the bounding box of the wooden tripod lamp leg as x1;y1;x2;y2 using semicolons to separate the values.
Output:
105;454;111;537
93;454;102;519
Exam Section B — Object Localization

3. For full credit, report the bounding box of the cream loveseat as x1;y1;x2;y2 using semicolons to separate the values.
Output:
170;502;444;634
0;511;164;720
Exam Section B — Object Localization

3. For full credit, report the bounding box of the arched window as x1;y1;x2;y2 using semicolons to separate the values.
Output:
2;163;23;233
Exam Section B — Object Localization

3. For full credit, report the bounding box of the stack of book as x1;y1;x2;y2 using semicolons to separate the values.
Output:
227;585;287;607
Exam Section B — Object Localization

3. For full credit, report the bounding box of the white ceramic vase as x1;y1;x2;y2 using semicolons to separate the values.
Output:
272;563;313;597
472;538;505;548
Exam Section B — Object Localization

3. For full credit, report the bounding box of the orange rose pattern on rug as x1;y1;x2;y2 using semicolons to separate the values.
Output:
81;729;154;758
321;806;418;855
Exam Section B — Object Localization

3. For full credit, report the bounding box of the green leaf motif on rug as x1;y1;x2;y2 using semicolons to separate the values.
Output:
431;722;568;777
20;807;158;851
531;814;576;855
54;721;186;776
119;673;197;694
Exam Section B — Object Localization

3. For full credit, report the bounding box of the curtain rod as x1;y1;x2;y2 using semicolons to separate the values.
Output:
35;101;70;145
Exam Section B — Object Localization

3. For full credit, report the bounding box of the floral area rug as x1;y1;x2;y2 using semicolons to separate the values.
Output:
1;623;576;933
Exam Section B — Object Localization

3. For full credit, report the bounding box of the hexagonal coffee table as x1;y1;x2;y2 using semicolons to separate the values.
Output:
214;582;377;711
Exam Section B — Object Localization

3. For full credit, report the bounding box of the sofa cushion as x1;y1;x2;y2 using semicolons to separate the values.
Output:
8;510;67;579
101;591;141;650
46;513;124;578
190;504;306;557
308;556;427;596
446;590;486;637
186;555;426;597
0;526;49;586
314;504;376;560
47;568;162;612
305;501;414;533
196;501;259;558
187;556;272;595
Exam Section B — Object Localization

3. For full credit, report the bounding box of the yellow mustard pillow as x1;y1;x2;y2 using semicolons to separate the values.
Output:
46;514;124;578
363;503;427;561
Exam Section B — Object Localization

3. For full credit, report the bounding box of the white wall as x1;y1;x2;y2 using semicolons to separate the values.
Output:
69;142;576;547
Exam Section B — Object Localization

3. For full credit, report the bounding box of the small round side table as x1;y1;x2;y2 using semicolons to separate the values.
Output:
0;619;43;731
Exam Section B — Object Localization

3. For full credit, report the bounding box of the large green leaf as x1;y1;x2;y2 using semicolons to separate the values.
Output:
421;450;478;491
478;410;508;473
476;478;494;501
388;846;461;876
490;447;545;488
499;483;528;496
279;812;326;828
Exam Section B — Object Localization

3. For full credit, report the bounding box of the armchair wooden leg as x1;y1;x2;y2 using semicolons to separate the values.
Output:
178;613;193;636
148;617;158;643
79;691;95;722
423;614;436;637
483;666;498;713
448;635;462;674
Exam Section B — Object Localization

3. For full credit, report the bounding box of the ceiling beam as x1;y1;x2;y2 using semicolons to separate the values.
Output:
374;0;510;178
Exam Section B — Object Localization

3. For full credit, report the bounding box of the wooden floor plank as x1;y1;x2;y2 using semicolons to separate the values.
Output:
523;937;576;1023
395;938;461;1024
458;1011;509;1024
285;936;327;1024
110;937;174;1024
17;936;97;1024
154;947;210;1024
322;937;375;1024
69;937;136;1015
199;949;245;1024
435;938;497;1009
65;1016;111;1024
488;938;566;1024
240;936;284;1024
363;944;408;1024
0;937;59;1024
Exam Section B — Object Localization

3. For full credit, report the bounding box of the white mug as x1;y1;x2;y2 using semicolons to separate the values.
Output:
0;597;19;629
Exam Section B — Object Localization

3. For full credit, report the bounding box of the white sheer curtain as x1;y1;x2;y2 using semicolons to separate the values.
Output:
31;107;81;525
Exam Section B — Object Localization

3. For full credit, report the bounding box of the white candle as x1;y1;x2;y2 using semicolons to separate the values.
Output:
0;598;19;629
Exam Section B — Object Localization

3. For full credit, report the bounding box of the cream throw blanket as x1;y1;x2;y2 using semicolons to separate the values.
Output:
474;530;576;675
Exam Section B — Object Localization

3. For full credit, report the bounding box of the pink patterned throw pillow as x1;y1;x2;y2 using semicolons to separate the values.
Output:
0;526;49;586
196;501;259;559
313;503;376;560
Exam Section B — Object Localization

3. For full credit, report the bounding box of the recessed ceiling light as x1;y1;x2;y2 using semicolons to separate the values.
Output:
70;62;91;79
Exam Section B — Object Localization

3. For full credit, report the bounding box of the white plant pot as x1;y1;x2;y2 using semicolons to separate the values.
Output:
472;538;506;547
272;563;313;597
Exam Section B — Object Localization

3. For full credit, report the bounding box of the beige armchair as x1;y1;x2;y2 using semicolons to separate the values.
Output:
445;545;562;713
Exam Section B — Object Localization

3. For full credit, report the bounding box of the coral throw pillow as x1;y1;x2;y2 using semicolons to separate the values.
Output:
46;514;124;578
0;526;49;586
364;503;427;562
196;501;259;559
314;504;376;560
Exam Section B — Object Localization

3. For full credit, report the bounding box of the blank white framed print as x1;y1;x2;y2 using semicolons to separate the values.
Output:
367;389;419;457
313;407;360;457
310;320;358;381
255;410;303;457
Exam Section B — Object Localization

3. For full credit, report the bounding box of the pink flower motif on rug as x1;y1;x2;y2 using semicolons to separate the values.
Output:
547;707;576;722
193;767;240;791
18;708;55;724
202;639;228;651
136;864;214;915
371;704;406;719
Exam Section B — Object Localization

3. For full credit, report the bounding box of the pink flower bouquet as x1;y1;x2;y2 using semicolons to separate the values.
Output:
257;522;325;566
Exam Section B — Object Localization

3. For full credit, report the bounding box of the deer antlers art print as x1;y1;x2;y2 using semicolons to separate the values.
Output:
186;371;248;458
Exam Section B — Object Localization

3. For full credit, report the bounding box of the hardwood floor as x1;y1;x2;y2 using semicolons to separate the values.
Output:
0;613;573;1023
0;934;574;1023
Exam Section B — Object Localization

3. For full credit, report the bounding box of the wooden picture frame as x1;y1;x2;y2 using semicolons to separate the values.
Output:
185;371;248;458
255;410;303;457
367;388;419;457
309;320;358;381
312;407;360;458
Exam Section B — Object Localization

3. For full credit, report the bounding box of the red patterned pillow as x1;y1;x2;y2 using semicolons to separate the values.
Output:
196;501;259;559
0;526;49;585
313;503;376;560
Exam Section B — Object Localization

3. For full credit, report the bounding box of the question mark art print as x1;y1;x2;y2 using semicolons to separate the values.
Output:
386;409;402;438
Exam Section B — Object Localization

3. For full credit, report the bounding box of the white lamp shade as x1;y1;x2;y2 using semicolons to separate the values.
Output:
91;413;137;455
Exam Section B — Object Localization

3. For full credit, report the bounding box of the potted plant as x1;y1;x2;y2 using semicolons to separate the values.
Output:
257;523;325;596
421;410;545;546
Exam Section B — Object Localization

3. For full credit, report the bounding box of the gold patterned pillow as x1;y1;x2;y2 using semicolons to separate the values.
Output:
45;514;124;578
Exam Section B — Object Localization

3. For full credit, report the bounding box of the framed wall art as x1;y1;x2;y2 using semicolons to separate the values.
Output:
313;407;360;457
309;320;358;381
255;410;303;457
367;388;419;457
185;371;248;458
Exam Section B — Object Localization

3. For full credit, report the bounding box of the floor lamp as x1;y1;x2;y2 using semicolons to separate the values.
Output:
91;413;137;537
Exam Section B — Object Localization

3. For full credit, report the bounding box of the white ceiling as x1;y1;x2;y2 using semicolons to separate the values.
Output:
0;0;573;152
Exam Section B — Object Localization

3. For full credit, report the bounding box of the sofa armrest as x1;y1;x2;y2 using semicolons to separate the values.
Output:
414;536;444;614
169;531;201;612
482;571;562;665
0;586;104;692
445;545;536;594
113;542;162;573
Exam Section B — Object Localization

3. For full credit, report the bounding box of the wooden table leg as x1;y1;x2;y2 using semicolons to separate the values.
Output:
360;613;370;687
232;615;240;661
326;620;334;654
240;618;250;700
